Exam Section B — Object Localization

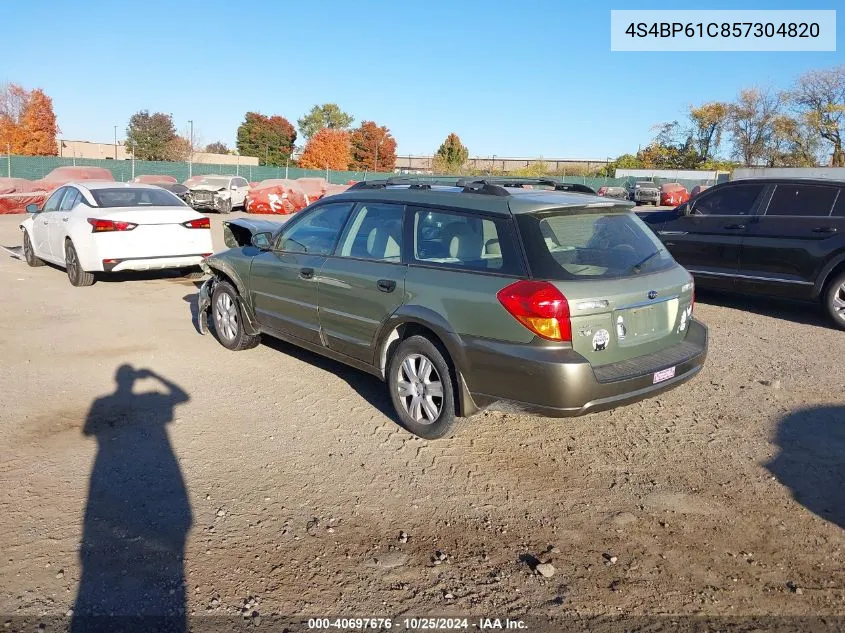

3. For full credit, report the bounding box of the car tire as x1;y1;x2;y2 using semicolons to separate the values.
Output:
65;240;95;287
22;231;44;267
210;280;260;350
823;270;845;330
218;198;232;214
387;335;457;439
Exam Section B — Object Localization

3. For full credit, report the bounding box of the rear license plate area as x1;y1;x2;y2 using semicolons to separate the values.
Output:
653;366;676;384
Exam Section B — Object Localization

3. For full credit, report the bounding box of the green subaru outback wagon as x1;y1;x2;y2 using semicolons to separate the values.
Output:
197;178;707;439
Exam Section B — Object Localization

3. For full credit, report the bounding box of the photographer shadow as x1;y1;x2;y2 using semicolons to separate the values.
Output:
71;365;192;633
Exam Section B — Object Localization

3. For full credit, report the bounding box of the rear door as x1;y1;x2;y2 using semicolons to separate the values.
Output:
739;182;840;299
48;187;80;259
656;182;766;291
249;201;354;345
317;202;408;363
231;177;249;207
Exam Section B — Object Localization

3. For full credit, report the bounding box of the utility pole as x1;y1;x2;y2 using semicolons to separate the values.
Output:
113;125;118;159
375;135;385;172
7;143;10;178
285;158;289;179
188;120;194;178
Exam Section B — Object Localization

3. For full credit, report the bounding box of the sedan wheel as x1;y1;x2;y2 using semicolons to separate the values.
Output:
388;335;456;439
214;292;239;341
23;231;44;267
209;280;260;351
65;241;95;286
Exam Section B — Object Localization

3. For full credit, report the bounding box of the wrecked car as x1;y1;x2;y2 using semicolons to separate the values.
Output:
627;180;661;206
185;175;250;214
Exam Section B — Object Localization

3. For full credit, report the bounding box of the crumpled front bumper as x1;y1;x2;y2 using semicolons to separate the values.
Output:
197;276;216;335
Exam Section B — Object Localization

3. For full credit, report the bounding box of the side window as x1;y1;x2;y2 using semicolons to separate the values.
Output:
692;184;764;216
336;203;404;262
59;188;80;211
410;207;523;274
234;178;249;188
832;190;845;217
42;187;66;212
765;184;838;217
277;202;354;255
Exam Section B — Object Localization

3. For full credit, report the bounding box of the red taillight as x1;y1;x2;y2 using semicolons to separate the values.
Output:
496;280;571;342
201;253;212;258
182;217;211;229
87;218;137;232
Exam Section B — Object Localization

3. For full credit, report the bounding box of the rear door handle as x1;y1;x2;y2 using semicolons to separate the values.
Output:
812;226;837;234
377;279;396;293
42;220;48;225
299;267;314;280
723;224;745;230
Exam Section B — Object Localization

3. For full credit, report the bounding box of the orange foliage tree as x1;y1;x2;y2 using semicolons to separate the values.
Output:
298;128;351;170
349;121;397;172
0;84;59;155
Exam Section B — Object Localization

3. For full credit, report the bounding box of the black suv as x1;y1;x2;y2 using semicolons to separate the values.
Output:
640;178;845;329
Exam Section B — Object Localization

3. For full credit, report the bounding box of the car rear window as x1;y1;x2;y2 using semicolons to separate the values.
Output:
91;188;185;207
516;211;676;280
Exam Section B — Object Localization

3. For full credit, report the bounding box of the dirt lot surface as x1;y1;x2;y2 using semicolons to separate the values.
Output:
0;212;843;626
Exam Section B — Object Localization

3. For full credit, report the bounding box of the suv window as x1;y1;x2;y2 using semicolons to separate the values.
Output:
42;187;65;212
516;212;675;280
277;202;353;255
692;184;764;216
765;184;838;217
832;190;845;217
233;178;248;188
59;188;79;211
336;203;404;262
410;207;523;275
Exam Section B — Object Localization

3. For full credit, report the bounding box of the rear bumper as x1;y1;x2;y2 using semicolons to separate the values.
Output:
462;319;708;418
103;254;206;272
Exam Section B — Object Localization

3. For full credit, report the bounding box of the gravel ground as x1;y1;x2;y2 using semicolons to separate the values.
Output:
0;212;843;625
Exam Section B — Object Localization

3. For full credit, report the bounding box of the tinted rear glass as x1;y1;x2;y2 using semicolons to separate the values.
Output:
516;212;675;280
765;184;838;217
91;188;185;208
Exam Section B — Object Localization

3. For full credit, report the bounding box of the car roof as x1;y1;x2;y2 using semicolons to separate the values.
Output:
333;180;634;216
724;177;845;186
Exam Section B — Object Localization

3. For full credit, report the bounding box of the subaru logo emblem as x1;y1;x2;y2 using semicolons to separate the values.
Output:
648;290;658;300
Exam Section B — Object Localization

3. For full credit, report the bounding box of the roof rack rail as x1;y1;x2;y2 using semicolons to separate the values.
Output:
345;176;595;197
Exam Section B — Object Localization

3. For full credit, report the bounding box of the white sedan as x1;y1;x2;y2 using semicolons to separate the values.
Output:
20;181;214;286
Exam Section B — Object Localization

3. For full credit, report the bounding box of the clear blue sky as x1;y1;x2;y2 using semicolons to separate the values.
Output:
2;0;842;159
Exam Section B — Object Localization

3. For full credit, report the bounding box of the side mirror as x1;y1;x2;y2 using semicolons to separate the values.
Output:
26;203;40;214
251;232;272;250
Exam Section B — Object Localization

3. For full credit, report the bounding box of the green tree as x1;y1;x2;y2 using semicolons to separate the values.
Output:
204;141;229;154
789;65;845;166
297;103;354;141
125;111;177;161
433;133;469;173
236;112;297;166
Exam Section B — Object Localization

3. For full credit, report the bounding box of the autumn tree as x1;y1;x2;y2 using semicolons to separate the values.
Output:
433;133;469;173
349;121;397;171
298;128;351;170
125;111;177;161
688;102;730;162
297;103;354;141
164;135;192;161
728;88;782;166
789;66;845;166
765;114;821;167
204;141;229;154
0;84;59;155
236;112;296;166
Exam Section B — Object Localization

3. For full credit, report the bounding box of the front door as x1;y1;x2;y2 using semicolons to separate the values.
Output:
657;182;766;291
249;201;354;345
34;187;66;259
48;187;81;260
318;202;408;363
739;182;842;299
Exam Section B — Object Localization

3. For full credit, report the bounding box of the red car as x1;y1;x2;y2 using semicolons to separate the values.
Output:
660;183;690;207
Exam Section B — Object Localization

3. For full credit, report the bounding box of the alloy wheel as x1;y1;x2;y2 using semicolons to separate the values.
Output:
395;353;444;425
832;282;845;321
214;292;239;340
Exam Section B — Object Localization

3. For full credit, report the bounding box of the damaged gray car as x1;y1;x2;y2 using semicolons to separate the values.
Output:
185;175;250;214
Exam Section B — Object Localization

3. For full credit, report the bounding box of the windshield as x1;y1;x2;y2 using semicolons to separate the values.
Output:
516;211;675;280
190;177;230;189
90;188;185;208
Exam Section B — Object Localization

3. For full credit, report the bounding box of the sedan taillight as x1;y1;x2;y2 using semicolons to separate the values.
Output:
182;217;211;229
88;218;137;232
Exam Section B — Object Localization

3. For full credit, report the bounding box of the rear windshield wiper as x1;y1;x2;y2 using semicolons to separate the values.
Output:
630;250;660;272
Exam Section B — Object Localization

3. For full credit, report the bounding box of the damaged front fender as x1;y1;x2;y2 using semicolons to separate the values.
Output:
196;260;262;337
